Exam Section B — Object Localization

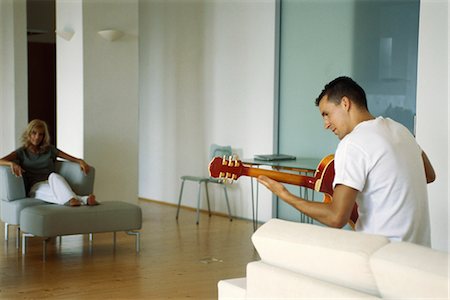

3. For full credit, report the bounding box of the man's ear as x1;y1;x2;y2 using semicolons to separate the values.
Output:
340;96;351;112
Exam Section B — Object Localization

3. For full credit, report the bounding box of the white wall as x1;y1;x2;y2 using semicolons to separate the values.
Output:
57;0;139;204
139;0;276;221
416;0;449;251
0;0;28;155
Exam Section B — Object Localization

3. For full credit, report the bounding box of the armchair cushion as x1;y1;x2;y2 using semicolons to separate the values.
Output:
1;198;46;225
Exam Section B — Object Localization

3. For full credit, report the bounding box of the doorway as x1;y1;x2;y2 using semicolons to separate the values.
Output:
27;0;56;145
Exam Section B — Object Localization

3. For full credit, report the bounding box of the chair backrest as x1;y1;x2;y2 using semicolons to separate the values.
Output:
209;144;232;161
0;161;95;201
56;161;95;196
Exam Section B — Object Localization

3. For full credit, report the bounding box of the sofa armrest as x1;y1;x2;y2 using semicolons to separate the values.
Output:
0;165;26;201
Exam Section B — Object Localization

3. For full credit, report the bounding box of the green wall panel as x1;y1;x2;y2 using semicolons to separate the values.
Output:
277;0;420;222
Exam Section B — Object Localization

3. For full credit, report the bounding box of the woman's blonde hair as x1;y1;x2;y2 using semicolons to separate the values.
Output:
21;119;51;152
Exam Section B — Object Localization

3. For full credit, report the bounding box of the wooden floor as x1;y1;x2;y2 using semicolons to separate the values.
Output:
0;200;259;299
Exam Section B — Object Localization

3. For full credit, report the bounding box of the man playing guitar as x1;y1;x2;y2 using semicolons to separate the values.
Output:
257;77;435;247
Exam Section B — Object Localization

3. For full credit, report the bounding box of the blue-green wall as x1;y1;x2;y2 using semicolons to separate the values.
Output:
276;0;420;222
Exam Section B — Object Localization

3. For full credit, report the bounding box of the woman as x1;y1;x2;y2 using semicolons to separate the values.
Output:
0;119;98;206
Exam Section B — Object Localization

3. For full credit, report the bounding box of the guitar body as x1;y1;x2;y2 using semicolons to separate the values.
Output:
312;154;334;204
209;154;358;227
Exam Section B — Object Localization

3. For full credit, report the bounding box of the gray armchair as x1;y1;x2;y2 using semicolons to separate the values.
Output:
0;161;95;243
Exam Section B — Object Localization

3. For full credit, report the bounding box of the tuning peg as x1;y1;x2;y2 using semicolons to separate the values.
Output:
231;154;240;167
222;155;227;165
228;158;234;167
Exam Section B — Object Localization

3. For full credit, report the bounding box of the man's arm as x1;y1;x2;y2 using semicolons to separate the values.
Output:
422;151;436;183
257;175;357;228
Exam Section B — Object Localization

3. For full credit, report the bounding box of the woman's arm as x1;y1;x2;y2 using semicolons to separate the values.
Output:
57;149;91;175
0;151;24;176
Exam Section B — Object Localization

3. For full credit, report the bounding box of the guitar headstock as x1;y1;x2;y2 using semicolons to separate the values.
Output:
208;156;244;181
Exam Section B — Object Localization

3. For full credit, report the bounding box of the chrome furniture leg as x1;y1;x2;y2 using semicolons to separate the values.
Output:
22;233;34;255
126;231;140;253
176;180;185;220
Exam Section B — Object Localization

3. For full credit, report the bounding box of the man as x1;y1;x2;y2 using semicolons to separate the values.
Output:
258;76;435;246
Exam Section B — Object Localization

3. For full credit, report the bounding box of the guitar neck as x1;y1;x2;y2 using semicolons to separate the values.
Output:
241;165;316;190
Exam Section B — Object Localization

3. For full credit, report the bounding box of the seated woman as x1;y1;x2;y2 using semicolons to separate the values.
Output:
0;119;98;206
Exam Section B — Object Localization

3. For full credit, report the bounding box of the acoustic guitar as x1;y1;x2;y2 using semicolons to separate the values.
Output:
208;154;358;227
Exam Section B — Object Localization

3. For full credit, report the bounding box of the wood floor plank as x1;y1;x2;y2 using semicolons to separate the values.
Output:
0;200;258;299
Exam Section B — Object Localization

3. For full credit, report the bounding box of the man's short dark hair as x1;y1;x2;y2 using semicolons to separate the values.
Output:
315;76;368;110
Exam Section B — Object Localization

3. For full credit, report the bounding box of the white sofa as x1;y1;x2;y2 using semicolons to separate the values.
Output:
219;219;449;299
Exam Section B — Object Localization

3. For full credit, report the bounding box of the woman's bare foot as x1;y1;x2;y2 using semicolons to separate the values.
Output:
69;198;82;206
87;194;99;206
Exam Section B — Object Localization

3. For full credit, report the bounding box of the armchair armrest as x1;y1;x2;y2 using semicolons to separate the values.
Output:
0;166;26;201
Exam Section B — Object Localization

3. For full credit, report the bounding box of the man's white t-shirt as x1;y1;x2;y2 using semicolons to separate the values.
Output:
333;117;431;246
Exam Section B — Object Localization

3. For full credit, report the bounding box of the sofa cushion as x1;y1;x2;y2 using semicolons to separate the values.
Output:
246;261;381;299
370;242;449;299
252;219;389;297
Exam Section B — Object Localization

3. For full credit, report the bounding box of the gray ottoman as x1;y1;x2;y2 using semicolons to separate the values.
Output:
20;201;142;259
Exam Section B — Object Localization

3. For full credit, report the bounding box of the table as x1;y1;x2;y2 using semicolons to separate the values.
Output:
241;157;323;231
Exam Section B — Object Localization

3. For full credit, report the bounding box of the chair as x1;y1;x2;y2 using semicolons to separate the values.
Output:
0;161;95;246
176;144;233;224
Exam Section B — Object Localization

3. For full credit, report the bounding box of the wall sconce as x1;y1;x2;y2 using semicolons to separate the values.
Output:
97;29;124;42
55;30;75;41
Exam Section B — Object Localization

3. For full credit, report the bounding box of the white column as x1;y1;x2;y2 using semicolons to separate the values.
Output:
0;0;28;155
416;0;449;251
56;0;84;157
56;0;139;203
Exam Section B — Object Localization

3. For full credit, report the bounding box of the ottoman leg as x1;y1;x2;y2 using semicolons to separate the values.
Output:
16;227;21;249
43;238;50;261
4;223;8;241
22;233;34;255
126;231;140;253
89;233;94;253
